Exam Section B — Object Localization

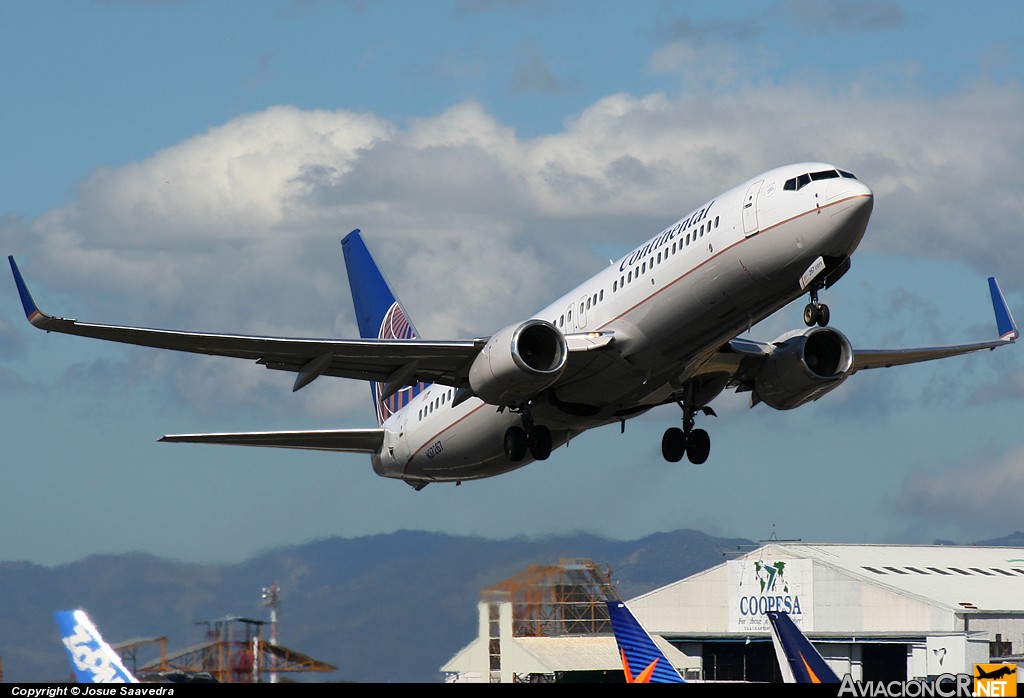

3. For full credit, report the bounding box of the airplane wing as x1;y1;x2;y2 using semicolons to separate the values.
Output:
10;256;485;390
715;276;1017;376
9;257;614;395
159;428;385;452
851;277;1017;371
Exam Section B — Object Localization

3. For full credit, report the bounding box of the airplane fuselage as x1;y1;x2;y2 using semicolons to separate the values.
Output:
374;163;874;484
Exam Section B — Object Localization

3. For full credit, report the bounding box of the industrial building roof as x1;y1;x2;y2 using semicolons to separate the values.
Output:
756;543;1024;613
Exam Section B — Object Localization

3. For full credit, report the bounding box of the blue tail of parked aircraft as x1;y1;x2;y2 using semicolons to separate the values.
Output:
606;601;686;683
766;611;841;684
55;609;138;683
341;229;428;425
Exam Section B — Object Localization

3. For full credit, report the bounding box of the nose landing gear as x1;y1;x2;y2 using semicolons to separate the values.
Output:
803;284;830;327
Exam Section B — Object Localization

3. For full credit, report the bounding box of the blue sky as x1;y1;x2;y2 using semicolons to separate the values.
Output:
2;0;1024;566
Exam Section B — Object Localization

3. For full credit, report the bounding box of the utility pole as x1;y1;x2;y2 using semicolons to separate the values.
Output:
261;582;280;684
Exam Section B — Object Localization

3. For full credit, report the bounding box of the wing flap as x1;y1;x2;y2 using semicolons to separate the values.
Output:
159;428;386;453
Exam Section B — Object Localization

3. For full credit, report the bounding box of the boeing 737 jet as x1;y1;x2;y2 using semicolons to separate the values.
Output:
9;163;1018;489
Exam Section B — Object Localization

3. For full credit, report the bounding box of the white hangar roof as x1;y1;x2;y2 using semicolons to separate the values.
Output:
770;543;1024;612
626;542;1024;636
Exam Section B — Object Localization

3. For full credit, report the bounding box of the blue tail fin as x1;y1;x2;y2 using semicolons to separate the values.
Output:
55;609;138;683
341;230;427;425
766;611;840;684
606;601;686;683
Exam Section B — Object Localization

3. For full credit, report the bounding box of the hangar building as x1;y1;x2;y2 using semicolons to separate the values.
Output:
442;543;1024;683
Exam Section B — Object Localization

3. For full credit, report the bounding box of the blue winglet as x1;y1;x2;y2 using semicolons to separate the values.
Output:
8;255;45;324
988;277;1018;341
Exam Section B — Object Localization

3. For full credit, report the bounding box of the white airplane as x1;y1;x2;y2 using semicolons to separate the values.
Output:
9;162;1018;490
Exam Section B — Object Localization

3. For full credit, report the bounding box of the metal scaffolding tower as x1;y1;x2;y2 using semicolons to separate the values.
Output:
483;558;622;637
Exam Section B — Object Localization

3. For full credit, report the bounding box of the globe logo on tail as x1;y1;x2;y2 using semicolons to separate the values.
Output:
373;302;425;424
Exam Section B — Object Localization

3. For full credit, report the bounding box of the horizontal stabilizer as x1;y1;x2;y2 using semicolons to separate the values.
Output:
160;428;385;453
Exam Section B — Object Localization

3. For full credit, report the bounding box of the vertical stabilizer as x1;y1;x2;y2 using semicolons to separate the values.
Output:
341;230;428;425
606;601;686;683
55;610;138;683
766;611;840;683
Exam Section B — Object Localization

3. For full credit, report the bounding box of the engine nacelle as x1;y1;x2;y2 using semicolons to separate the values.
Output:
754;326;854;410
469;319;568;406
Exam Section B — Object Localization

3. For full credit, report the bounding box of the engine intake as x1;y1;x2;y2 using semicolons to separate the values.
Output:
469;319;568;406
754;326;854;410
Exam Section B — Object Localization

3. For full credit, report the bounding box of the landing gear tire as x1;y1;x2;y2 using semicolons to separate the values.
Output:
803;303;819;327
816;303;830;327
527;425;552;461
504;426;527;462
662;427;686;463
686;428;711;465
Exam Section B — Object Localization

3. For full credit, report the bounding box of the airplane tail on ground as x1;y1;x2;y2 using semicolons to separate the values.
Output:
606;601;686;683
766;611;841;684
55;609;138;683
341;229;428;425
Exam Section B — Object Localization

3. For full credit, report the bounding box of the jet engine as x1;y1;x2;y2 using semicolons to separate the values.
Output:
469;319;568;406
754;326;854;410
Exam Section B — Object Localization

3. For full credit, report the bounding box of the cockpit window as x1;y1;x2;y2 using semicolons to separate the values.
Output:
784;169;856;191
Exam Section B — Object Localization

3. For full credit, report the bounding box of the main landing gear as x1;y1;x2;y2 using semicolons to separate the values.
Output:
503;400;552;462
662;401;716;465
803;284;830;327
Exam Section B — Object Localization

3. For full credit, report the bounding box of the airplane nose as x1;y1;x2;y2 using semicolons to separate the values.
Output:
826;177;873;203
825;179;873;253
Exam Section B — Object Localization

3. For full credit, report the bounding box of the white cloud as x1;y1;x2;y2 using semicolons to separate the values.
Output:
896;447;1024;539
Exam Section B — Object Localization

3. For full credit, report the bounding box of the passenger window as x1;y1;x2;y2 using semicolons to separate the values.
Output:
714;216;719;228
586;298;591;310
599;290;604;301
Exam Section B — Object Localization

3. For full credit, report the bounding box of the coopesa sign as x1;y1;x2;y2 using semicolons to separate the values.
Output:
728;558;813;632
738;593;803;616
